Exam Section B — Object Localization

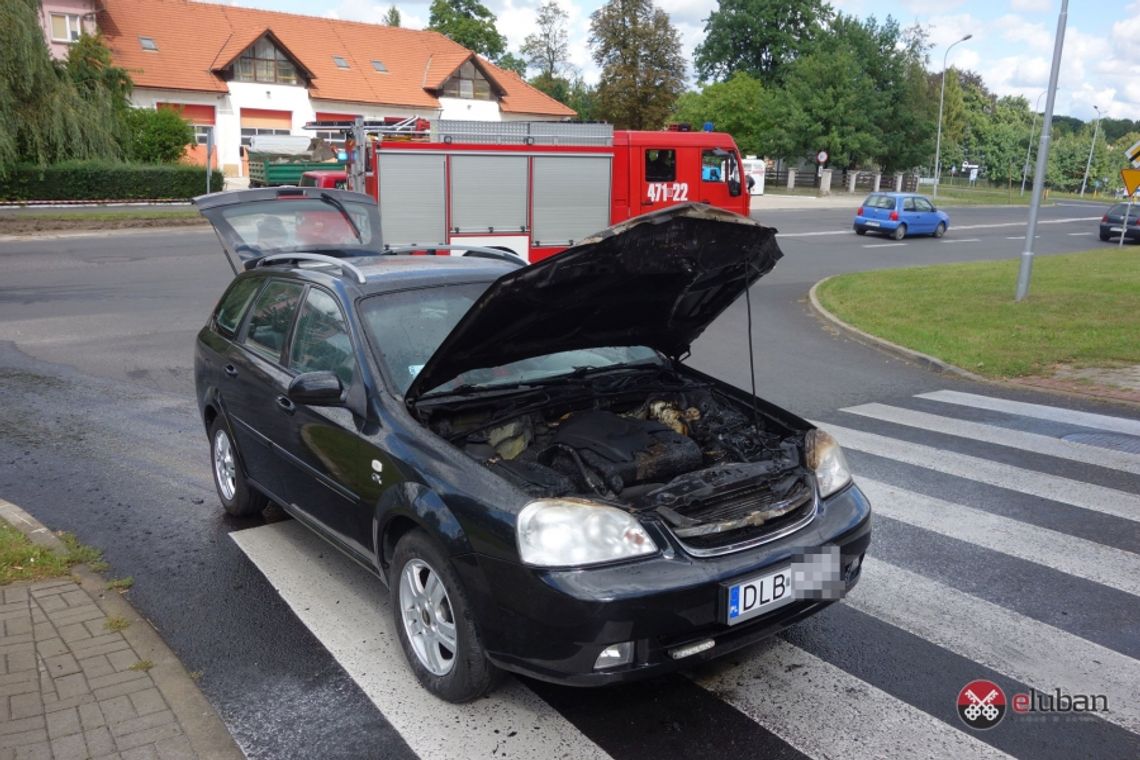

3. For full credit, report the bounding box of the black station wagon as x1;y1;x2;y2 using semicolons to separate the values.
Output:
193;187;871;703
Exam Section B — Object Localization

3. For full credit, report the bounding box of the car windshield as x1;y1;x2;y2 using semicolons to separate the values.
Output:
360;283;663;395
864;195;896;209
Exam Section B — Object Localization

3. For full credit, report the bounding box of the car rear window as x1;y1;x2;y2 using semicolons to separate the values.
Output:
864;195;895;209
243;280;304;362
214;277;262;337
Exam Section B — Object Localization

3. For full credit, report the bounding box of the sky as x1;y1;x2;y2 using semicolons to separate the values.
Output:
209;0;1139;122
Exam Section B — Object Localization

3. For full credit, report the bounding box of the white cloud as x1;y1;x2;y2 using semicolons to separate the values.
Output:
1011;0;1051;12
995;14;1052;52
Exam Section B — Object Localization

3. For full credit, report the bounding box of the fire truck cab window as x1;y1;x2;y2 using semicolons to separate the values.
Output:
702;150;727;183
645;150;676;182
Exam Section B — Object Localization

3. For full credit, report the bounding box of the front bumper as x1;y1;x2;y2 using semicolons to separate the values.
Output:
464;483;872;686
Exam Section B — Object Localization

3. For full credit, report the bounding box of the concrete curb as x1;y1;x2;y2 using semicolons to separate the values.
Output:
807;276;988;382
0;224;211;243
0;498;244;760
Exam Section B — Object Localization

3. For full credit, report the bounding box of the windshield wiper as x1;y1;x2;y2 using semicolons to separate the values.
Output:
319;192;363;242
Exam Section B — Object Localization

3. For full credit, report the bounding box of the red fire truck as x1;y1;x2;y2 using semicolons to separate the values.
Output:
303;118;749;262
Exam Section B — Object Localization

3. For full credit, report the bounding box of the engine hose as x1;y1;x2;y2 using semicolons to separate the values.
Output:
538;444;613;498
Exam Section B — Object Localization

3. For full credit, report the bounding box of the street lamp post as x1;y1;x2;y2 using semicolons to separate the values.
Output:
933;34;973;199
1079;105;1102;197
1020;91;1048;196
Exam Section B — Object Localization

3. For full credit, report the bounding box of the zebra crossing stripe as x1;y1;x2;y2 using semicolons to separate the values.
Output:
842;403;1140;475
693;639;1014;759
815;422;1140;524
858;478;1140;597
850;558;1140;734
231;520;613;760
916;390;1140;438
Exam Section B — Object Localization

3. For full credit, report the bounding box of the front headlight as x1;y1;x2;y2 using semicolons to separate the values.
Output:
517;498;658;567
806;429;853;498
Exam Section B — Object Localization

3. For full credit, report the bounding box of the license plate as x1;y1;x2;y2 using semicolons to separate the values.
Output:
865;221;881;227
725;566;794;625
1111;226;1123;232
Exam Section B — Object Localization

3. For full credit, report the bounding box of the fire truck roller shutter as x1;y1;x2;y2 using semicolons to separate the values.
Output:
532;156;612;247
449;156;528;234
378;153;447;246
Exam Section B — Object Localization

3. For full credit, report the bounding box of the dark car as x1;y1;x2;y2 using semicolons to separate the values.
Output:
193;188;871;703
854;192;951;240
1099;203;1140;243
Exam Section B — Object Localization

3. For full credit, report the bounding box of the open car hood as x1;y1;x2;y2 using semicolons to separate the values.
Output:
406;203;782;401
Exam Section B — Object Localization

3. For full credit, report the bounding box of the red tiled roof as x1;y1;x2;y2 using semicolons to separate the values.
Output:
96;0;575;116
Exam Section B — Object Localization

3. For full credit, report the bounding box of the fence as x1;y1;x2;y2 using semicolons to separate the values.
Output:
767;169;919;194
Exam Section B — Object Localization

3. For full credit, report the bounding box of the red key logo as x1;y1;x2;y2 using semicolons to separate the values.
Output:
958;679;1006;730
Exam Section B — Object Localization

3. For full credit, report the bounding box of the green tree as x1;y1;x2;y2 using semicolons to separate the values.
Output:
496;52;527;76
590;0;686;130
125;108;194;164
694;0;832;84
66;33;133;153
671;72;772;156
566;78;597;121
428;0;506;59
0;1;125;173
521;1;570;79
383;6;401;27
764;47;881;166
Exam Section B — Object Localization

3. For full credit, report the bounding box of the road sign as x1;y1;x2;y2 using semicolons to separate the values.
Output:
1122;168;1140;197
1126;139;1140;169
816;150;829;164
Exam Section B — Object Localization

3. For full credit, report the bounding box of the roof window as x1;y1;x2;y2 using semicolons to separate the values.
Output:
371;60;388;73
139;36;158;52
333;55;349;69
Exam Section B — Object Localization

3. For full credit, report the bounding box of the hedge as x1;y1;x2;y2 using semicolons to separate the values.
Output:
0;161;224;201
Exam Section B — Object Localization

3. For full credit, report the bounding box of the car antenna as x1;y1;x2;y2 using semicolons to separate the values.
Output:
743;261;761;426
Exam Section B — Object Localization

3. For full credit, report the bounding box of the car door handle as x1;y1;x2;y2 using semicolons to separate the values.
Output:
223;364;238;378
275;395;296;414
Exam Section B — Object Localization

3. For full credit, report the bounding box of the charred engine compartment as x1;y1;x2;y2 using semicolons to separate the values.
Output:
421;371;818;553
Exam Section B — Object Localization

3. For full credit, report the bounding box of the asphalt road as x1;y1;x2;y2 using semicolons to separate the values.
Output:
1;201;1137;759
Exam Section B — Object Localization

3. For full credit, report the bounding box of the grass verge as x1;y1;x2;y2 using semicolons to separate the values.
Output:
0;209;205;234
815;247;1140;378
0;521;106;584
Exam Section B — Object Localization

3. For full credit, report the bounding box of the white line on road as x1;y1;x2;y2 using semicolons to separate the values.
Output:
937;238;981;243
917;390;1140;437
1068;232;1093;236
841;402;1140;475
849;558;1140;734
1005;235;1040;240
812;421;1140;523
780;217;1098;238
858;478;1140;596
692;639;1013;760
231;521;613;760
861;243;907;248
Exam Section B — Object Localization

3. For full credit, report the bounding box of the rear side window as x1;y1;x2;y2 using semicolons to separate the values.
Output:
903;197;917;211
645;149;676;182
914;197;934;212
865;195;895;209
290;288;356;385
243;281;304;362
214;278;262;337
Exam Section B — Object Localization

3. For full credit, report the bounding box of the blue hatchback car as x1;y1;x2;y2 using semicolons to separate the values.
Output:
853;192;950;240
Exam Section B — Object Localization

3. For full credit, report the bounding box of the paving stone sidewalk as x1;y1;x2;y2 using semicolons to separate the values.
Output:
0;501;242;760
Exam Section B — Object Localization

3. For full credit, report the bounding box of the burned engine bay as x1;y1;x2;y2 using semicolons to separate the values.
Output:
419;369;818;549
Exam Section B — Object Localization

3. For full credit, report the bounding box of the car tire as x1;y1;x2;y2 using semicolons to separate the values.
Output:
892;224;907;241
854;227;867;236
392;529;502;703
208;418;268;517
933;222;946;238
1100;231;1111;242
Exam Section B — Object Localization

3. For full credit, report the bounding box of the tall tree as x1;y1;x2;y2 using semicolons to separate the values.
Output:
383;6;401;27
0;1;125;172
671;72;772;156
590;0;685;130
521;1;570;79
428;0;507;59
694;0;831;84
495;52;527;76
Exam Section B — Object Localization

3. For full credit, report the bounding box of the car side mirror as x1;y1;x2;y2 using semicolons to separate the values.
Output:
728;179;741;197
288;371;344;406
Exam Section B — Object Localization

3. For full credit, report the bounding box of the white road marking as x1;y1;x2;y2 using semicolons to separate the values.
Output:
916;390;1140;438
692;640;1013;760
850;558;1140;734
778;230;852;238
841;402;1140;475
937;238;981;243
862;243;907;248
858;478;1140;596
779;216;1097;238
813;422;1140;523
1005;235;1040;240
1069;231;1094;236
231;521;613;760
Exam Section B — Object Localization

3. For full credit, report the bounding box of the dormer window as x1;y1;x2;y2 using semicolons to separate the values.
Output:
441;61;492;100
235;36;299;85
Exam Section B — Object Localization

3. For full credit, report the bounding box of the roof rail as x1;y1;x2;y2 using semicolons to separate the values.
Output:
254;253;367;284
381;244;525;266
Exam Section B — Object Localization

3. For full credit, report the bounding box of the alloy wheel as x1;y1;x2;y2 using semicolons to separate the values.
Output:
212;429;237;501
399;558;458;676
